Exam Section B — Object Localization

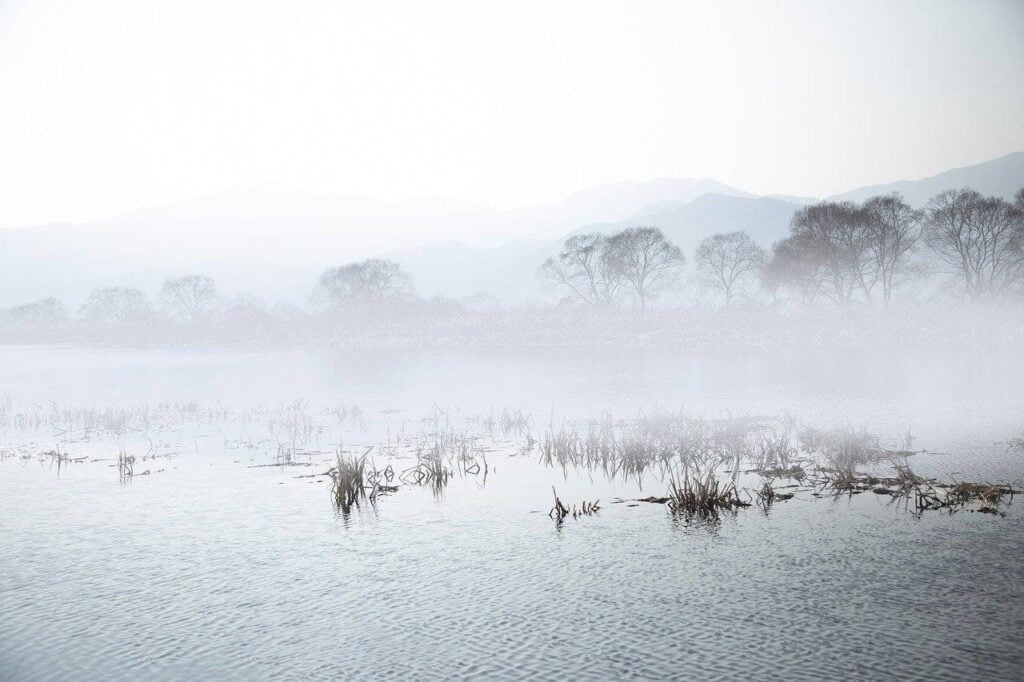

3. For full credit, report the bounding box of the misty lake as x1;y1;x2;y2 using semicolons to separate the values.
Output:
2;344;1023;680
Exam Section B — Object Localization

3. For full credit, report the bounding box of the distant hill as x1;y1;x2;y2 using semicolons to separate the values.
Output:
0;179;748;307
401;193;804;302
0;152;1021;307
577;193;801;258
538;177;752;227
827;151;1024;206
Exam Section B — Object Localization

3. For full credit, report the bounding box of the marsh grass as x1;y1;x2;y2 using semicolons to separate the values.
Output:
3;395;1016;523
271;399;321;459
755;479;777;509
751;422;798;473
400;446;453;489
117;446;135;483
890;456;926;488
549;487;570;524
498;407;531;439
547;487;602;525
801;426;885;489
912;480;1020;514
392;418;494;489
539;412;762;482
535;414;1006;519
667;466;749;518
328;448;368;513
470;407;532;440
38;444;78;474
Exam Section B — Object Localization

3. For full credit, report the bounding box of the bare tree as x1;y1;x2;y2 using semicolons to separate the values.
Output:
604;227;684;308
861;193;925;305
314;259;414;311
695;231;766;305
772;202;875;305
538;233;623;305
80;287;152;323
161;275;218;323
1;298;68;326
924;189;1024;300
762;238;826;305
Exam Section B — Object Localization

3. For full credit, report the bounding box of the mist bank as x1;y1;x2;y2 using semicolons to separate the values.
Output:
1;300;1021;353
3;179;1023;351
1;152;1021;309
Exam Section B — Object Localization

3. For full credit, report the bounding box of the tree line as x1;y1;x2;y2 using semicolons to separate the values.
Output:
541;186;1024;307
0;260;427;327
2;185;1022;328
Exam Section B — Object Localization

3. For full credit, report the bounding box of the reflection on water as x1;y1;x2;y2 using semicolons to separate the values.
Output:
1;345;1023;679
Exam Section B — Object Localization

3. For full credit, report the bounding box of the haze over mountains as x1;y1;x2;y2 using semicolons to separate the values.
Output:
1;152;1021;308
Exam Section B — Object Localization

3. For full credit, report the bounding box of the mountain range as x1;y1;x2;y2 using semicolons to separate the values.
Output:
0;152;1021;308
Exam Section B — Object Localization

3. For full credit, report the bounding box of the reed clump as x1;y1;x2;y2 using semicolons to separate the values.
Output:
752;422;799;474
328;449;368;513
890;457;926;488
394;421;491;488
117;447;135;482
666;466;749;518
400;446;453;488
40;445;72;473
755;479;776;509
945;481;1017;506
547;487;600;524
472;407;531;439
539;412;772;482
802;426;884;489
912;481;1018;513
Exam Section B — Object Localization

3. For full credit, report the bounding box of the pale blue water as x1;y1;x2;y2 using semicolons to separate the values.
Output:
1;345;1022;680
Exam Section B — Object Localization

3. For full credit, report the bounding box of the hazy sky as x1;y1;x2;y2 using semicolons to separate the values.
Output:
1;0;1022;228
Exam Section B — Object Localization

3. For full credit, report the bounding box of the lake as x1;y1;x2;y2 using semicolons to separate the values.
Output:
1;344;1022;680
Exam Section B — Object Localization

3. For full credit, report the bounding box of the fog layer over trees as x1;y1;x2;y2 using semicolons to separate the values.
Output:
2;185;1022;348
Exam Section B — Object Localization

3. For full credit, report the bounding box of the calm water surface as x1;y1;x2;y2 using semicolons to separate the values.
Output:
1;345;1023;680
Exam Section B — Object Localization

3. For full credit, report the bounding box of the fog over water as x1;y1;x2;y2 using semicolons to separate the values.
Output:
2;342;1024;679
1;343;1022;445
3;0;1024;679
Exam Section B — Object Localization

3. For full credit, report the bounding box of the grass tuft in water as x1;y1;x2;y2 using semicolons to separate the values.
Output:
667;466;749;518
328;448;368;514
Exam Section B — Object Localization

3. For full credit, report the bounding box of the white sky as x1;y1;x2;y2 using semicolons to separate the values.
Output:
1;0;1022;228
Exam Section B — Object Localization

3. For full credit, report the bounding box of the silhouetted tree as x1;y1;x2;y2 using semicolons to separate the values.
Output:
314;259;414;311
604;227;684;308
80;287;152;323
538;234;623;305
924;189;1024;300
761;238;826;304
161;275;218;323
769;201;873;305
695;231;766;305
862;193;925;305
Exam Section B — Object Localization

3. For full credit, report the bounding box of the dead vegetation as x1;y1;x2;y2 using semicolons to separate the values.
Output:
117;446;135;483
549;487;601;525
327;448;368;514
538;411;768;482
2;396;1018;525
666;466;749;518
537;415;1019;522
913;481;1019;515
